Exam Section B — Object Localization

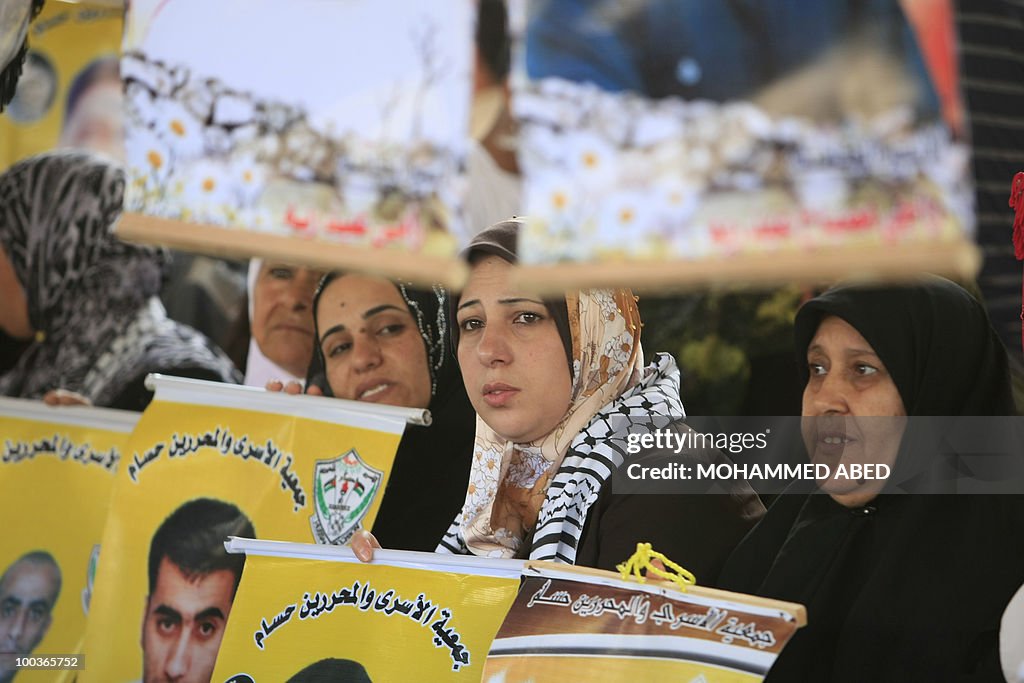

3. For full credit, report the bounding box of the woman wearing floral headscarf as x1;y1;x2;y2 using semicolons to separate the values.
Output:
0;151;238;410
425;219;763;572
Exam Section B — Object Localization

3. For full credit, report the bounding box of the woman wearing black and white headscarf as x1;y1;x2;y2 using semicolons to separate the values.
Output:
304;271;476;551
0;151;239;410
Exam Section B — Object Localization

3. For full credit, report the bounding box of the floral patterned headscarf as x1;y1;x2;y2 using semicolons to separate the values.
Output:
459;287;644;558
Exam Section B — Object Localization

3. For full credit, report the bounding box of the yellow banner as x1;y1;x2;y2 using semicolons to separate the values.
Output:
0;398;138;683
80;377;416;683
0;0;123;168
211;541;521;682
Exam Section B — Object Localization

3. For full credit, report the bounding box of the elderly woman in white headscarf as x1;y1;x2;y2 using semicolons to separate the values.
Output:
241;259;322;387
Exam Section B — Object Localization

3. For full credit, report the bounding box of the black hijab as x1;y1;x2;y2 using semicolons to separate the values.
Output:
306;273;475;552
0;152;239;408
719;277;1023;682
794;275;1015;417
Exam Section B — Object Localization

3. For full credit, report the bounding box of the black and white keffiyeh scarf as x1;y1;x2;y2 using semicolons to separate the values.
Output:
438;351;683;565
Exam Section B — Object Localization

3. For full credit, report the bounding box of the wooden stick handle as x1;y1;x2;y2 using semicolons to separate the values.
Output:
512;241;980;295
116;213;468;289
117;213;977;298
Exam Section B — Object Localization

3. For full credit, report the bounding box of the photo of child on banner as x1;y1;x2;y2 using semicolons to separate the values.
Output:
515;0;972;278
0;397;138;683
117;0;475;276
0;0;123;166
78;376;420;683
211;540;522;682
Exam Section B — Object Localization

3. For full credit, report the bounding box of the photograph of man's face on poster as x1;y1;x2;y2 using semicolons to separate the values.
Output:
0;551;61;683
140;498;254;683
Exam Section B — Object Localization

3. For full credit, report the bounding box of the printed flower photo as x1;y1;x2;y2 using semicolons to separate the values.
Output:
515;0;971;265
121;0;475;256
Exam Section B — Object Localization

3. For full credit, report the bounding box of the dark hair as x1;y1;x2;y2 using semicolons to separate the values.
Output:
0;0;46;112
287;658;373;683
476;0;510;82
306;271;453;400
453;219;573;373
147;498;255;597
306;271;344;394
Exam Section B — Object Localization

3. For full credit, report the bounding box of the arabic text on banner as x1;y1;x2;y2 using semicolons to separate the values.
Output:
212;548;521;682
483;564;804;682
0;0;123;167
79;378;408;683
0;398;138;683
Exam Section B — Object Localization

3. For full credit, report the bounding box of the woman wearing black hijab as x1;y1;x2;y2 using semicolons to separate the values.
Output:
305;272;475;552
718;276;1023;682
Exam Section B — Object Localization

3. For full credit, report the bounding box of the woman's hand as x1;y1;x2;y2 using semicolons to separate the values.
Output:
351;529;381;562
264;380;323;396
42;389;91;406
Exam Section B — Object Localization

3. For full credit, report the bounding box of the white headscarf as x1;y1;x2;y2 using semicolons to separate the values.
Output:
242;258;303;388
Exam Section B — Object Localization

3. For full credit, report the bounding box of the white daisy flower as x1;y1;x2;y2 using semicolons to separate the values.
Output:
153;99;205;161
180;158;233;223
563;131;619;191
524;171;579;227
125;125;174;201
227;153;267;207
596;190;650;250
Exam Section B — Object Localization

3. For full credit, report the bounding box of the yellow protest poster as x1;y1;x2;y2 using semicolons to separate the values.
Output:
211;540;523;683
482;563;805;682
0;0;124;168
0;397;138;683
79;376;423;683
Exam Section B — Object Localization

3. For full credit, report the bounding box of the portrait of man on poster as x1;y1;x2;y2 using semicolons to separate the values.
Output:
0;550;62;683
140;498;255;683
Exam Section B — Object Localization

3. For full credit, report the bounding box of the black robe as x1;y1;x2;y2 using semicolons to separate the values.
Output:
718;277;1023;682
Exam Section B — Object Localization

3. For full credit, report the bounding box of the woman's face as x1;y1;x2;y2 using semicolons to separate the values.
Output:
801;315;907;507
251;262;321;378
317;274;432;409
456;255;573;443
0;243;31;340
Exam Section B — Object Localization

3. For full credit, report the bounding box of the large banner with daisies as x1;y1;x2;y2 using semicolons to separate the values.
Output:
513;0;975;290
116;0;475;286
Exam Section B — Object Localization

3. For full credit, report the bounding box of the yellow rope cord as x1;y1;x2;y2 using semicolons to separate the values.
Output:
615;542;696;592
